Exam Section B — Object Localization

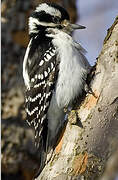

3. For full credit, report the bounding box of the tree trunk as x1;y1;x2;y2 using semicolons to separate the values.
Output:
36;16;118;180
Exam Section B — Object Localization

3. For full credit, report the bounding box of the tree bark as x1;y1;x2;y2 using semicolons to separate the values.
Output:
36;16;118;180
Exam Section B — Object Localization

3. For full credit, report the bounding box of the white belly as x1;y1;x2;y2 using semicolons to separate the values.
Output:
51;31;89;108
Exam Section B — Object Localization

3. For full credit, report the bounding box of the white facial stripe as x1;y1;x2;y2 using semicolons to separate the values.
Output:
29;17;40;26
35;3;61;18
29;17;40;33
36;21;59;27
29;16;60;33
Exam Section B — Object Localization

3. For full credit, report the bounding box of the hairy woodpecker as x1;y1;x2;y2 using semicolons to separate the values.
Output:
23;2;90;176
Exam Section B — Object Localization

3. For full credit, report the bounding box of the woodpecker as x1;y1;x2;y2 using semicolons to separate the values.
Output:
23;2;90;176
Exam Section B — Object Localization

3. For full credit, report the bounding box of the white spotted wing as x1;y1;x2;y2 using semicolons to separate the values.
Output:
24;40;59;149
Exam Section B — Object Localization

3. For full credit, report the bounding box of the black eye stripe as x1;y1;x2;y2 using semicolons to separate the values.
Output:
31;11;56;23
52;16;60;24
30;4;70;25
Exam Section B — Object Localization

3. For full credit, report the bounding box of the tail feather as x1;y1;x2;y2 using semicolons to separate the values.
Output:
34;117;67;178
34;120;48;178
34;143;47;178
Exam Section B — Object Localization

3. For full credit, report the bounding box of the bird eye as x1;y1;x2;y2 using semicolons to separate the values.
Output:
53;17;60;24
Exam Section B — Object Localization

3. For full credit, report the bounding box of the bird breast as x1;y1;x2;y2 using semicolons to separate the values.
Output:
51;31;89;108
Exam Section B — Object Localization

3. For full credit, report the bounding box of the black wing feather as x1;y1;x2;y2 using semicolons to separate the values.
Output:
25;41;58;149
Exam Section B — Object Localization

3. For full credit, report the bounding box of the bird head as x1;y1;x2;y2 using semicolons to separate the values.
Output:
29;3;85;37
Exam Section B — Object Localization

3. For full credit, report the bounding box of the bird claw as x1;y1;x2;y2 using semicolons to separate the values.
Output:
84;84;97;98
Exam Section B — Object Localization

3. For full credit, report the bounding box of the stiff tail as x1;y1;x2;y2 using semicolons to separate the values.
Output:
34;143;47;179
34;116;67;179
34;120;48;178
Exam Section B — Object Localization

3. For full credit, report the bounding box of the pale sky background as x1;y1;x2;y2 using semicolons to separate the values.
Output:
74;0;118;65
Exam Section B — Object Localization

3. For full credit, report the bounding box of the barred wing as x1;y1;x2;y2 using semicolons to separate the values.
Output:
24;43;58;149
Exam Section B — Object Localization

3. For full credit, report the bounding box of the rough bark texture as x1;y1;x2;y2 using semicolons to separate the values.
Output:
36;17;118;180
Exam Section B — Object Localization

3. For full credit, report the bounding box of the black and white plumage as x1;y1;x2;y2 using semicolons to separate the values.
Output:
23;2;90;176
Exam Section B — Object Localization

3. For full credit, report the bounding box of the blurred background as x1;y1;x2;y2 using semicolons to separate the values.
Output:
1;0;118;179
74;0;118;65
